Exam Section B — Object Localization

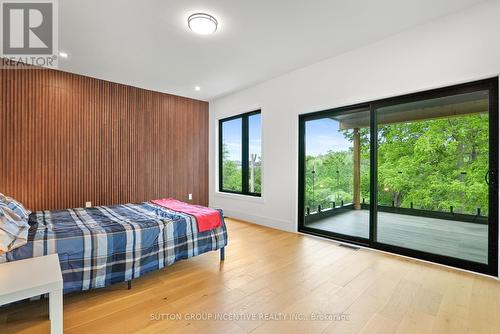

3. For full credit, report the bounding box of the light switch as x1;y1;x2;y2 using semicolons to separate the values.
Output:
85;201;92;208
188;194;193;201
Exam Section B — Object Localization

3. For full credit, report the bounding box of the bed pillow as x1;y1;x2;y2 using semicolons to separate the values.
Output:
0;193;31;220
0;204;29;253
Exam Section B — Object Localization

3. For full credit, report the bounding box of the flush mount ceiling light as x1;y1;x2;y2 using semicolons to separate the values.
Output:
58;51;68;58
188;13;218;35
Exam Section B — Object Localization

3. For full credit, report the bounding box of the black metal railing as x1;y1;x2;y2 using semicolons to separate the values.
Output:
305;199;487;225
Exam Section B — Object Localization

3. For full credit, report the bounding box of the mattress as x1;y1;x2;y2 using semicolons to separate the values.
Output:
2;202;227;293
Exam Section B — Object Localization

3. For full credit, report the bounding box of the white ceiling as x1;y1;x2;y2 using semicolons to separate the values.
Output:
58;0;485;101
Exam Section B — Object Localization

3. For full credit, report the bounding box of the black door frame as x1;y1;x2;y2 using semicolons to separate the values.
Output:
298;77;499;276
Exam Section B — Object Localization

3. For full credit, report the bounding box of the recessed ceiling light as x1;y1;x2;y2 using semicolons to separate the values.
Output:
58;51;68;58
194;86;201;91
188;13;218;35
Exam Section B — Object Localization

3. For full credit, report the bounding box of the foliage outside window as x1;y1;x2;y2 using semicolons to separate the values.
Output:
219;111;262;196
304;113;489;216
305;126;370;210
376;114;489;215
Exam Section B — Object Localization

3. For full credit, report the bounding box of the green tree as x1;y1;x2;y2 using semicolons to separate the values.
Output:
222;144;242;191
222;144;262;193
304;114;489;216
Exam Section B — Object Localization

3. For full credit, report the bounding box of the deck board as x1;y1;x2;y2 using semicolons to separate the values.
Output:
306;210;488;263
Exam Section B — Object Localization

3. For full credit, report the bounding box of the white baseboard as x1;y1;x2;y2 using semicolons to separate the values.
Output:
221;209;295;233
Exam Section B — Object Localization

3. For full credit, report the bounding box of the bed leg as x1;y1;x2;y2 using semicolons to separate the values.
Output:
220;247;225;261
127;280;132;290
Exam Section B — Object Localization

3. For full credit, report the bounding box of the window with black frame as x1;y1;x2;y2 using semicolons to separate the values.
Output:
219;111;262;196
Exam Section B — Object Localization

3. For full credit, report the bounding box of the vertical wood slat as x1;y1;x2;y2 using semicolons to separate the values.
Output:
0;68;209;211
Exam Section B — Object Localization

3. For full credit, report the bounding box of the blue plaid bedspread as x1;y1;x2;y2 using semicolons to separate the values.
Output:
2;202;227;294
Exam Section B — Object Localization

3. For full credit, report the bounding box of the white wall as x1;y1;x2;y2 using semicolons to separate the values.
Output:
209;0;500;239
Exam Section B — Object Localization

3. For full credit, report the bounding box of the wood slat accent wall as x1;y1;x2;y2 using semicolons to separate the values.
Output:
0;68;209;211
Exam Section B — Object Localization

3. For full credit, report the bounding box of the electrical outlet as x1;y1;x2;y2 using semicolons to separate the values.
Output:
85;201;92;208
188;193;193;201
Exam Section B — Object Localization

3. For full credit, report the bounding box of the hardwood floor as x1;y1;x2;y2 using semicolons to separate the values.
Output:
1;218;499;333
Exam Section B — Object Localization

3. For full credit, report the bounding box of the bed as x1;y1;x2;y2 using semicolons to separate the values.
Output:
1;201;227;294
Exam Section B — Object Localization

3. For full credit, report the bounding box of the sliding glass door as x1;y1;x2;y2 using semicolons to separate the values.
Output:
299;78;498;275
375;90;492;265
300;107;371;242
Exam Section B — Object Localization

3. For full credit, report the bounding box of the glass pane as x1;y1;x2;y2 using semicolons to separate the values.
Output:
376;90;489;264
248;113;262;194
303;109;370;239
221;118;242;192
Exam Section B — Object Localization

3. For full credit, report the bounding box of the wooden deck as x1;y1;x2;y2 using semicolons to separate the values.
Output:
306;210;488;263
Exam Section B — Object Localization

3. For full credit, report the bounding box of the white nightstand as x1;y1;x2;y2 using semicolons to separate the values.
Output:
0;254;63;334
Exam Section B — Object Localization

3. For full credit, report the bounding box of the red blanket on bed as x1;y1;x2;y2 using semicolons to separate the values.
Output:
151;198;222;233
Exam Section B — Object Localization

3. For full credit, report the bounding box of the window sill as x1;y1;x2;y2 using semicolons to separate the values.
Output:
214;191;265;203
